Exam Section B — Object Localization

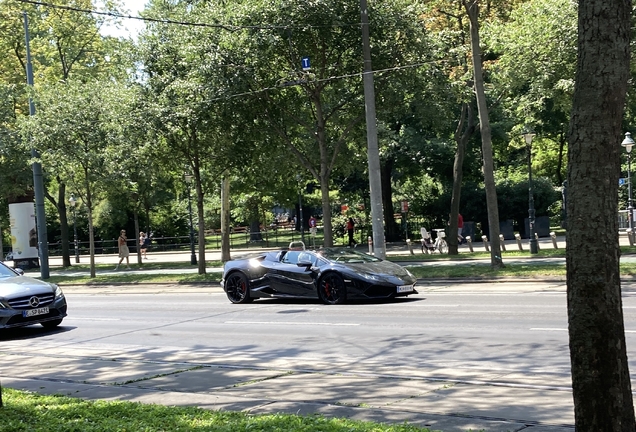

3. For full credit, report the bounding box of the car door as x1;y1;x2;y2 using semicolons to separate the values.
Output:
271;251;317;297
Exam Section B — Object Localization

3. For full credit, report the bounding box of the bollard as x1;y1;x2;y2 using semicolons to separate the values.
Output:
466;236;473;252
482;235;490;252
368;236;373;254
406;238;414;255
535;233;541;251
515;233;523;251
499;234;506;252
550;231;558;249
629;229;634;246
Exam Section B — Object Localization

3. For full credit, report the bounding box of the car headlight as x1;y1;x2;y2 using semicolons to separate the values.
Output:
405;268;415;278
0;299;6;309
53;285;64;299
361;273;381;281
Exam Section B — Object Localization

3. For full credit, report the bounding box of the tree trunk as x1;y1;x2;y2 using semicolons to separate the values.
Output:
380;159;398;241
221;174;231;262
449;103;475;255
196;178;206;275
566;0;634;430
464;0;503;268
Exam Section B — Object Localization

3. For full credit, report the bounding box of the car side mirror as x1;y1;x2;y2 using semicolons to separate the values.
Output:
14;268;24;275
297;259;313;268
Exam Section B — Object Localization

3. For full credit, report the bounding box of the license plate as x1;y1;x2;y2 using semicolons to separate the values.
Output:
23;307;49;318
397;285;413;293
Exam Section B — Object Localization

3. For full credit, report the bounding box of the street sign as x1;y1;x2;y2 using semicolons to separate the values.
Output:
301;57;310;71
620;178;626;186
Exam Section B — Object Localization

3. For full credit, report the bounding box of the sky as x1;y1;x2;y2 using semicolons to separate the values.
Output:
98;0;148;39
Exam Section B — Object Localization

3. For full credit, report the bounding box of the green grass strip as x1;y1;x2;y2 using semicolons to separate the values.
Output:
2;388;436;432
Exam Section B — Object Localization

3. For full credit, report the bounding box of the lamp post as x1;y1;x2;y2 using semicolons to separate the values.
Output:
68;194;79;263
523;130;538;254
296;174;305;243
184;174;197;265
622;132;635;243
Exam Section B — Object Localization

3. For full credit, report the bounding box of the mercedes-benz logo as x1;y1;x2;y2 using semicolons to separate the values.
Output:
29;296;40;308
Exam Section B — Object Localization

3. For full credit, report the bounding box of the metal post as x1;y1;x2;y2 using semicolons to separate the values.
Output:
23;12;49;277
361;0;386;259
298;190;305;244
628;152;634;244
73;206;79;263
187;183;197;265
622;132;635;244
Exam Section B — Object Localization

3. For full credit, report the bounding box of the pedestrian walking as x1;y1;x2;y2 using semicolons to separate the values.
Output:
347;217;356;247
115;229;131;270
139;232;149;259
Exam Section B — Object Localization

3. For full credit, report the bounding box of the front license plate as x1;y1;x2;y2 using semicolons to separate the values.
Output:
397;285;413;293
23;307;49;318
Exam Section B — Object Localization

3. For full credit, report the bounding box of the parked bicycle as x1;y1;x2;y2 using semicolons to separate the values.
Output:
420;228;448;254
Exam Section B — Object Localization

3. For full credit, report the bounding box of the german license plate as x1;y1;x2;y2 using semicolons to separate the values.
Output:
397;285;413;293
23;307;49;318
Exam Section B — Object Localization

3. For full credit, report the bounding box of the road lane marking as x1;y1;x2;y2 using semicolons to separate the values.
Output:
224;320;359;326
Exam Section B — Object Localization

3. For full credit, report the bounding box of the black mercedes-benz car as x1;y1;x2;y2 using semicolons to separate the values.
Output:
0;261;67;329
220;245;417;304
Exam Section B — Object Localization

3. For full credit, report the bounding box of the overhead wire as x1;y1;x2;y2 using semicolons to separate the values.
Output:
15;0;362;31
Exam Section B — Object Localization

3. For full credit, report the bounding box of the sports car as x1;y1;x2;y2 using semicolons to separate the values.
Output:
0;261;67;330
220;244;417;304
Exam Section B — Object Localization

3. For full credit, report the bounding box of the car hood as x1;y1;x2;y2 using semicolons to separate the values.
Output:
0;276;56;298
344;260;415;280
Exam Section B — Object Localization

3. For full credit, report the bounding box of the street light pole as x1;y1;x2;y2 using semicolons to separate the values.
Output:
186;178;197;266
68;195;79;263
296;175;305;243
184;174;197;265
622;132;635;243
523;130;538;254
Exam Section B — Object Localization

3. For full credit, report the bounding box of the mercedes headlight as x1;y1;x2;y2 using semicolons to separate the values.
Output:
53;285;64;299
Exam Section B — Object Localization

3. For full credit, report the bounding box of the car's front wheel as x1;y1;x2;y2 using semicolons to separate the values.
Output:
318;273;347;305
225;272;253;304
41;319;63;329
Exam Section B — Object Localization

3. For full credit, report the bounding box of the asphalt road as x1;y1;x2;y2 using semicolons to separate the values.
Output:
9;281;636;377
5;281;636;430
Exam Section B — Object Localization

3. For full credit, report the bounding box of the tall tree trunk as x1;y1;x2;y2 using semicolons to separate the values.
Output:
221;174;231;262
464;0;503;268
380;159;398;241
449;103;475;255
566;0;634;430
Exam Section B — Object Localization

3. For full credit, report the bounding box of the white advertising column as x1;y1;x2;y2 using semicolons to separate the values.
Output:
8;202;39;268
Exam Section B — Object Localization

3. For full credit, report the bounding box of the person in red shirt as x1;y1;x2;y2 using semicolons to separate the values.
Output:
346;217;356;247
457;213;465;244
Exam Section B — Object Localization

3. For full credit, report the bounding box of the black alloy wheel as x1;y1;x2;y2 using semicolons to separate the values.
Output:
225;272;253;304
318;273;347;305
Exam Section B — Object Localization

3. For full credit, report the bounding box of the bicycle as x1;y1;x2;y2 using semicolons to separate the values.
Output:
420;228;449;254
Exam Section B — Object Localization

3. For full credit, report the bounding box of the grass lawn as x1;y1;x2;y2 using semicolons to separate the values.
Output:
1;388;434;432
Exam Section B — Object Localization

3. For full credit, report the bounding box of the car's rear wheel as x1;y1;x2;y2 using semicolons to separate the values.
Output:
41;319;62;329
318;273;346;305
225;272;253;304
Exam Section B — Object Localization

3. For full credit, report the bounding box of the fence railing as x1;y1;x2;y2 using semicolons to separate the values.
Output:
46;228;323;256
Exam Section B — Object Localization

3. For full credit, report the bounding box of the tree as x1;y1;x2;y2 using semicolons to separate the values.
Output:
213;0;434;247
463;0;503;268
20;80;135;277
566;0;635;430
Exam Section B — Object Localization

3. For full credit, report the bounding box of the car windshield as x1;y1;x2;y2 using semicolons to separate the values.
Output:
0;262;18;278
317;248;381;263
